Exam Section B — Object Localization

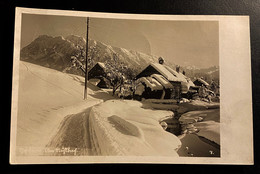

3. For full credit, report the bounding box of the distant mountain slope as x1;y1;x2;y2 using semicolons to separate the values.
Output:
20;35;170;76
183;66;219;84
21;35;76;71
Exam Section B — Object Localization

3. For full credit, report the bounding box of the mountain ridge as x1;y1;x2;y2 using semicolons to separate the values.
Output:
20;34;219;84
21;35;166;74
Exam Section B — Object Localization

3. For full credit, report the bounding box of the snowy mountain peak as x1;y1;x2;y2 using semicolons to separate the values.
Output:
20;34;164;76
65;35;86;46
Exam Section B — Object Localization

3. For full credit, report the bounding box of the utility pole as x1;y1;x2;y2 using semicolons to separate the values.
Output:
84;17;89;100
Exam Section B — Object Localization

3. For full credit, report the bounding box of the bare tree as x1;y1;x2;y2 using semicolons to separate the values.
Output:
70;44;98;74
103;53;134;96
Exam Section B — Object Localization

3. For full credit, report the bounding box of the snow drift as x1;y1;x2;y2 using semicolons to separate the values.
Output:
89;100;181;156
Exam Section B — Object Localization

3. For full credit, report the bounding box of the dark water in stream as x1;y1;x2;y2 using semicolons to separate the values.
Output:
163;109;220;157
177;134;220;157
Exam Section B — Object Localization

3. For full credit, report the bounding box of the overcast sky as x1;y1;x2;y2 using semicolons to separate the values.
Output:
21;14;219;68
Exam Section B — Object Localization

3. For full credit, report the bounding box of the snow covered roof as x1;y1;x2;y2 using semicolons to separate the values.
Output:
151;74;174;89
150;63;194;87
187;80;195;88
151;63;180;82
97;62;106;69
138;77;163;91
195;78;210;86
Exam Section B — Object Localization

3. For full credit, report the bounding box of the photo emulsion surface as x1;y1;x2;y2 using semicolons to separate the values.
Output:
10;8;253;164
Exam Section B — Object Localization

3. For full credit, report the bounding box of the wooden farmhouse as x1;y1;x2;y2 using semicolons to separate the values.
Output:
134;63;195;100
88;62;110;88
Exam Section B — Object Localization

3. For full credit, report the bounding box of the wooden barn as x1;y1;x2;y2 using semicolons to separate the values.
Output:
134;63;195;100
88;62;110;88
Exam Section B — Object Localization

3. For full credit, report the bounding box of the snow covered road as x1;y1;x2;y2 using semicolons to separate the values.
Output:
16;62;104;156
46;107;95;155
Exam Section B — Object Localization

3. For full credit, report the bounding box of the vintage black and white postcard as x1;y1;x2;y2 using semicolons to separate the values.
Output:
10;7;253;164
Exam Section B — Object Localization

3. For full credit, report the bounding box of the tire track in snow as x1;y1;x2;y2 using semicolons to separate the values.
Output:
81;108;94;155
46;108;94;155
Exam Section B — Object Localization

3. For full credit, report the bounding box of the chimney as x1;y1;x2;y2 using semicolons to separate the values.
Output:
158;57;164;64
176;65;180;73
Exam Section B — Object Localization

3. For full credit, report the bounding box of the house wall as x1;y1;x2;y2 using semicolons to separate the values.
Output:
141;83;163;99
169;81;182;99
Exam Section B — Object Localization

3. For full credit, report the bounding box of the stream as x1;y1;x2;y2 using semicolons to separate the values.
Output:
163;109;220;157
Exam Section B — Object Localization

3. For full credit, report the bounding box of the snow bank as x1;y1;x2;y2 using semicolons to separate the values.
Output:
89;78;101;86
16;61;106;155
179;109;219;124
177;100;220;114
142;103;179;111
143;99;177;104
141;99;179;111
196;121;220;145
89;100;181;156
179;109;220;145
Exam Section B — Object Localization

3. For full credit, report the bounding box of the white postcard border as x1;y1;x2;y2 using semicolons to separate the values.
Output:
10;7;253;164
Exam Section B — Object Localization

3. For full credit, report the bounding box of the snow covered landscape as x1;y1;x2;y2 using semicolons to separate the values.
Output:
16;61;220;157
16;61;182;156
14;17;220;158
